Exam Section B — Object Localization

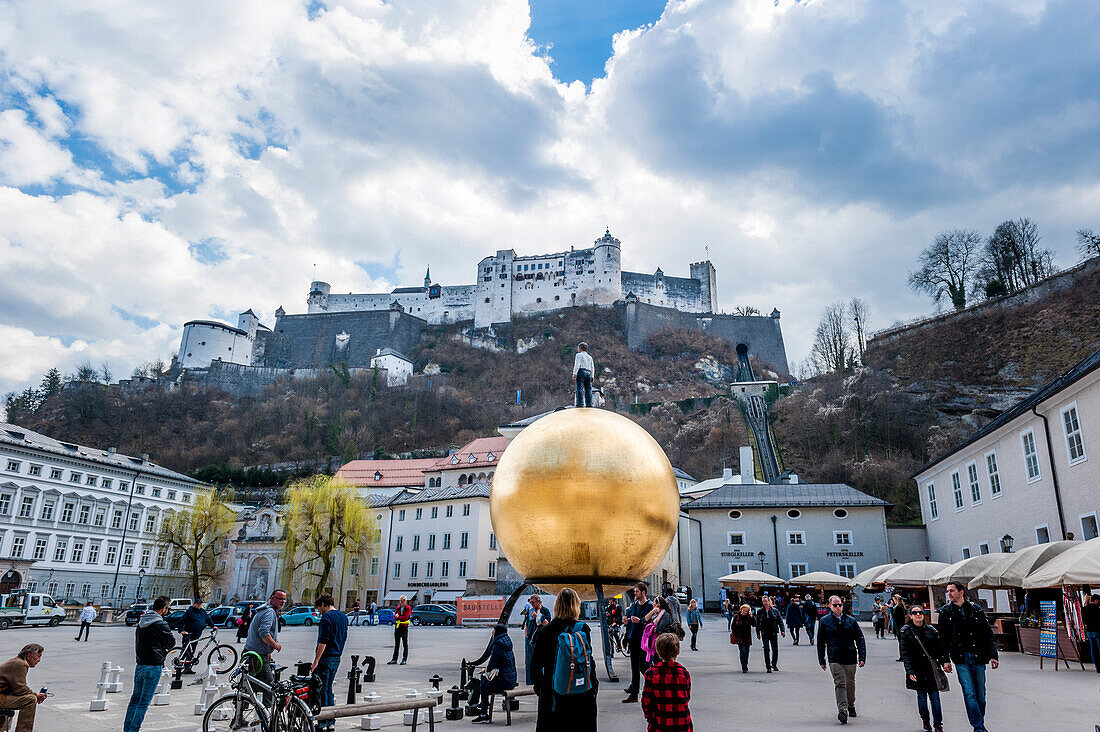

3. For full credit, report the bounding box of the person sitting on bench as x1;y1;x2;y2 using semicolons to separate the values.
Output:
0;644;46;732
466;624;517;723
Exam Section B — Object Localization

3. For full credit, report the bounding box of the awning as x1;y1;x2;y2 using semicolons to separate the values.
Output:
382;590;418;603
429;591;464;603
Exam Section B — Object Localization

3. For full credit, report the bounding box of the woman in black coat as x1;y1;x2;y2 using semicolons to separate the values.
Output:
531;588;598;732
467;624;518;722
898;606;948;732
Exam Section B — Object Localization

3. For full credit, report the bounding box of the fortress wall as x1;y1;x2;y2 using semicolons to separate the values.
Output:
261;310;425;368
622;272;706;312
181;361;382;396
621;300;790;375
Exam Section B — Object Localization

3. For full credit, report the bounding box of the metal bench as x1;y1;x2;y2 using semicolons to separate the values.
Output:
313;696;438;730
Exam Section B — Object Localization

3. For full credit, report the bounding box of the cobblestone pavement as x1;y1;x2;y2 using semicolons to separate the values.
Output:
0;618;1096;730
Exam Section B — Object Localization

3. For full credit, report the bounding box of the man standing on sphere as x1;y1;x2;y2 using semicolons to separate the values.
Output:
572;342;594;408
388;596;412;665
818;595;866;725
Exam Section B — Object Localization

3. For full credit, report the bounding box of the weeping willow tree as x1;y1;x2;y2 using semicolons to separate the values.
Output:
156;490;236;599
280;476;377;601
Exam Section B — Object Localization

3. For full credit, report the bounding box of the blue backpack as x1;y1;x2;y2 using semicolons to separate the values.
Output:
551;622;593;700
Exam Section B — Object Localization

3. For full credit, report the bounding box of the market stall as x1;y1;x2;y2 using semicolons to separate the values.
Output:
1018;537;1100;669
876;560;950;621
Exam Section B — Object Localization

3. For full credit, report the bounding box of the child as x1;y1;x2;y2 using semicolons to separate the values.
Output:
641;632;693;731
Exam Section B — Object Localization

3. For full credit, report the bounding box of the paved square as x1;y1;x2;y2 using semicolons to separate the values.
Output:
0;619;1095;730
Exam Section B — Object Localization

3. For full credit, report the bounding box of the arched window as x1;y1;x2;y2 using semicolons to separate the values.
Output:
458;474;467;486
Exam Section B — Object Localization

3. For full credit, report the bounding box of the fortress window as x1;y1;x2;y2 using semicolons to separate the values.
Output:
536;298;542;303
554;296;560;301
200;341;206;346
485;298;490;303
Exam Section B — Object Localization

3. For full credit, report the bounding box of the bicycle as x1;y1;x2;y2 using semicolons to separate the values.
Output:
202;656;315;732
167;627;239;675
608;623;631;657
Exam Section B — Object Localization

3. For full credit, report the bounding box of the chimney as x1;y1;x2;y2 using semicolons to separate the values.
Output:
107;447;117;454
140;453;149;462
739;445;754;484
722;467;733;480
789;473;799;484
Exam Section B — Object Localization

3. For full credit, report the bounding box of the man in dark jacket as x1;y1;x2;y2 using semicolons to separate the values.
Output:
785;600;805;645
310;594;348;730
124;596;175;732
1082;593;1100;673
179;597;212;670
801;595;818;645
817;595;866;725
467;624;518;723
623;582;654;703
755;596;785;672
938;582;998;732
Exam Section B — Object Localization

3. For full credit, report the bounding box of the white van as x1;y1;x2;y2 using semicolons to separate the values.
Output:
169;598;193;612
0;592;64;627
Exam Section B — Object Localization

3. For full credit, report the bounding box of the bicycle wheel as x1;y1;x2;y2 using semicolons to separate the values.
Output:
208;644;239;674
203;694;267;732
273;694;314;732
164;648;182;668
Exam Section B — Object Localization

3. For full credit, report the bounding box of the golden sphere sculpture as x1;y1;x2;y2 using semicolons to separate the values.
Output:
490;408;680;599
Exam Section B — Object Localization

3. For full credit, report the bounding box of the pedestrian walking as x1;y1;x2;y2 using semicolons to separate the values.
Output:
817;594;866;725
0;644;46;732
235;603;252;644
466;624;518;723
755;596;785;672
785;599;804;645
572;342;594;408
900;606;948;732
368;601;377;627
388;595;412;665
728;604;756;672
522;594;552;685
75;601;96;642
891;595;907;660
686;599;702;651
622;582;654;703
722;597;732;630
531;588;597;731
123;596;174;732
642;633;692;732
349;599;360;627
1083;594;1100;673
872;598;887;639
244;589;287;703
309;594;347;730
801;595;818;645
938;582;998;732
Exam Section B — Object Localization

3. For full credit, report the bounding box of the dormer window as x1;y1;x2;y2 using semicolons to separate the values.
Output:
451;456;459;465
468;454;477;463
374;471;382;481
486;453;495;462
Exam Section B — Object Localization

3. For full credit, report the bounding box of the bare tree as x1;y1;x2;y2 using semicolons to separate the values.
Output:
731;306;760;316
909;228;982;310
1077;228;1100;261
848;298;869;363
811;302;852;374
977;218;1056;298
100;362;112;385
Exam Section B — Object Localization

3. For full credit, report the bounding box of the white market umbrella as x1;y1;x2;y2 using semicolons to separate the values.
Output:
877;561;951;587
930;553;1011;585
718;570;785;588
848;562;902;588
787;571;851;589
1022;537;1100;588
967;541;1078;590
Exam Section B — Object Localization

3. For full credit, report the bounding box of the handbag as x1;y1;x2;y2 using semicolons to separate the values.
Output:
911;629;950;692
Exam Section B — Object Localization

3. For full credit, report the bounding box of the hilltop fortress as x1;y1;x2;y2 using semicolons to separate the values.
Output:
176;229;789;382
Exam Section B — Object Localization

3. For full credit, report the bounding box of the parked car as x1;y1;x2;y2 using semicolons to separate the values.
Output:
375;608;395;625
125;603;149;627
169;598;193;612
282;606;321;626
165;610;187;631
410;604;456;626
209;605;243;629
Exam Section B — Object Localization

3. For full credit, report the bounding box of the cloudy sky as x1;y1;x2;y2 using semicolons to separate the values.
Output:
2;0;1099;399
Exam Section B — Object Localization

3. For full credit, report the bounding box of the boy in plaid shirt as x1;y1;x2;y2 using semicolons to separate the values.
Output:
641;632;693;731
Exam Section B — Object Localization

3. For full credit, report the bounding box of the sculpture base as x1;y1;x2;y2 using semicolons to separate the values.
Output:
524;577;637;601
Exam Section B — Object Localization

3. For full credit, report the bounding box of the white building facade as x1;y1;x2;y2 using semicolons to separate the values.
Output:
369;348;414;387
0;422;207;605
915;348;1100;563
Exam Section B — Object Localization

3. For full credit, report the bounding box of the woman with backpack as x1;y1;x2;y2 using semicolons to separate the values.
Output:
899;606;948;732
531;587;598;731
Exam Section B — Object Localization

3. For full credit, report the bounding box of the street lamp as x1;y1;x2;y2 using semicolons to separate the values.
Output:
1000;534;1014;553
757;551;766;572
136;569;146;601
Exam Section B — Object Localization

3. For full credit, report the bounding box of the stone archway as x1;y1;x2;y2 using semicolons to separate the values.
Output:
0;570;20;595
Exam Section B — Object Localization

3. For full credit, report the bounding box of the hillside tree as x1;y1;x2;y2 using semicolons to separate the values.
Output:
811;302;852;374
731;306;760;316
281;476;377;601
1077;228;1100;261
909;228;982;310
848;298;869;363
977;218;1056;298
156;490;236;598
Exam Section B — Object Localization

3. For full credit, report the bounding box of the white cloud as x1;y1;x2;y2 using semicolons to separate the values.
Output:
1;0;1099;400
